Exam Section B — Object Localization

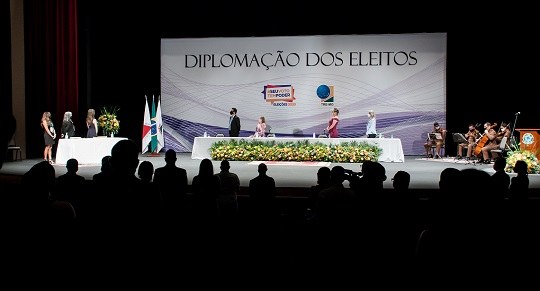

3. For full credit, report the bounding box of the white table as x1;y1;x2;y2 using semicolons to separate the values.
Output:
55;137;127;165
191;137;405;163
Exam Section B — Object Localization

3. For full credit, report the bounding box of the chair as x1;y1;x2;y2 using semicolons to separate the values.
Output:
427;133;445;158
7;137;22;161
491;136;508;157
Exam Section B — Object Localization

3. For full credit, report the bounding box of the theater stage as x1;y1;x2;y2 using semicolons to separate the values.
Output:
2;153;539;192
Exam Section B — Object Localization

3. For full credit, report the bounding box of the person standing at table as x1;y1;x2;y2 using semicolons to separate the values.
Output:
61;111;75;138
326;108;340;138
255;116;266;137
229;107;241;137
366;110;377;138
86;108;98;138
41;111;56;164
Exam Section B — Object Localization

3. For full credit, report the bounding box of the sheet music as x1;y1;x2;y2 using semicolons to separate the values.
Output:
430;133;443;140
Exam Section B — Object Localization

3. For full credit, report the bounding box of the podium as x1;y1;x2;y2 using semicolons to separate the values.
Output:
515;129;540;160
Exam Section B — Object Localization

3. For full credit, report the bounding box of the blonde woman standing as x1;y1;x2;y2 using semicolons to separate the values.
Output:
41;111;56;163
86;108;98;138
255;116;267;137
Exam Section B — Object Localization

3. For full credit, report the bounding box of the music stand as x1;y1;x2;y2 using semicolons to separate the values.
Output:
452;133;468;144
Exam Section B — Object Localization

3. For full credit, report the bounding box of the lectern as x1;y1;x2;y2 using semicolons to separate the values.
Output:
515;128;540;160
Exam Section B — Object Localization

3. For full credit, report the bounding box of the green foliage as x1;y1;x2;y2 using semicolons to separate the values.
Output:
209;139;382;162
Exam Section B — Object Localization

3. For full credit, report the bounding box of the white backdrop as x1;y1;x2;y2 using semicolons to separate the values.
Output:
161;33;447;155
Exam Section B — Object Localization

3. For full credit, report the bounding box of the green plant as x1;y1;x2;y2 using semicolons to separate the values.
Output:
209;139;382;162
505;149;540;174
98;107;120;135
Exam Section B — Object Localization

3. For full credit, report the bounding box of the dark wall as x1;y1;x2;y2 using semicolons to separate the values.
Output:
1;0;12;115
78;2;540;154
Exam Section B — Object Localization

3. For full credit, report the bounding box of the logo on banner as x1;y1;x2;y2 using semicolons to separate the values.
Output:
316;84;334;107
262;85;296;106
523;133;535;145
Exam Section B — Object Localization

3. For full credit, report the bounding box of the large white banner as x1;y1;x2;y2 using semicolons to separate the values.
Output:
161;33;447;155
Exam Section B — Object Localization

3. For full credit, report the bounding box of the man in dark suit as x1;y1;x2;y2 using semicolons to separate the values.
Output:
229;107;241;137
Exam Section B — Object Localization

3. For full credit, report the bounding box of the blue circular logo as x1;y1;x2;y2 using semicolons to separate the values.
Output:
316;85;330;99
523;133;534;145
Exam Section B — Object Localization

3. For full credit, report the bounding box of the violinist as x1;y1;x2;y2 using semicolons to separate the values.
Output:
457;123;480;160
480;122;511;163
424;122;447;158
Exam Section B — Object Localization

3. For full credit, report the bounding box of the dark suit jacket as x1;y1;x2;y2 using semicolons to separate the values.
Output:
229;115;241;137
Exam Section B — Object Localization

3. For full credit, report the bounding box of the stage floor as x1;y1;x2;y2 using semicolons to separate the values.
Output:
2;153;539;190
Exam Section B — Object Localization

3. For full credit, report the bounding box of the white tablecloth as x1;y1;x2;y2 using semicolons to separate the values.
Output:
55;137;127;165
191;137;405;163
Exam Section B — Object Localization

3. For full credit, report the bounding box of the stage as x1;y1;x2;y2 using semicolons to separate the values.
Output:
2;153;539;191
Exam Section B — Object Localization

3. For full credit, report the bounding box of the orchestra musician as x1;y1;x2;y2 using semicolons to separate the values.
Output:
457;123;480;160
424;122;447;158
480;122;511;164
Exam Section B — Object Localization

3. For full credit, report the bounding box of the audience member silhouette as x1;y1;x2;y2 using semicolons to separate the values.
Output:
138;160;154;183
314;166;357;225
92;155;112;183
191;158;220;223
509;160;529;200
153;149;188;220
392;170;411;192
491;156;510;200
306;166;331;219
215;160;240;219
248;163;277;221
55;158;86;213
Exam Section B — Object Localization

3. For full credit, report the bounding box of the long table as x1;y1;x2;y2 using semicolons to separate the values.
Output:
55;137;127;165
191;137;405;163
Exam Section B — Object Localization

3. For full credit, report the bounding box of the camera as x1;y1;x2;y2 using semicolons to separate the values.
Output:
343;169;362;177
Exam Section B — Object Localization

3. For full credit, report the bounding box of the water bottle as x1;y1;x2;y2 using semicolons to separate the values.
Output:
203;131;207;137
65;133;68;139
391;134;394;139
313;132;316;138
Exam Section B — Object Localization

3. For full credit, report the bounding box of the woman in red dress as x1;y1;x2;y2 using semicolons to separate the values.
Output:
326;108;340;138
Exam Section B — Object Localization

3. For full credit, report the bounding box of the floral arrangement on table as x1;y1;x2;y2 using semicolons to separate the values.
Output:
98;106;120;136
210;139;382;162
505;149;540;174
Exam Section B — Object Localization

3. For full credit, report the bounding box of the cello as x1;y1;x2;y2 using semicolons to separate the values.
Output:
474;123;497;157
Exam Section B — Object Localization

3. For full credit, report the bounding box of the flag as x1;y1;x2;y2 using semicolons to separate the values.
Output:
156;95;164;152
150;95;158;153
142;95;152;154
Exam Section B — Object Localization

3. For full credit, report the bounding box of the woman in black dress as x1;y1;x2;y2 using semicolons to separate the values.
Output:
41;111;56;163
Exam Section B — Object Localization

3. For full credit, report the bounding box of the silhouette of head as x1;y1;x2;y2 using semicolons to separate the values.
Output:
198;158;214;176
258;163;267;174
220;160;231;171
66;158;78;173
100;155;112;173
110;139;139;175
514;160;528;175
493;157;507;172
138;160;154;182
330;166;346;184
165;149;177;164
317;166;331;185
392;170;410;191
